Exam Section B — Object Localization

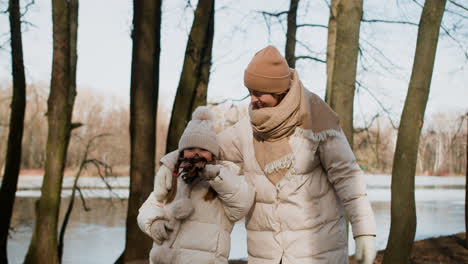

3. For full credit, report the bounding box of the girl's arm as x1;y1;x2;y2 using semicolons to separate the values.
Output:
137;191;167;237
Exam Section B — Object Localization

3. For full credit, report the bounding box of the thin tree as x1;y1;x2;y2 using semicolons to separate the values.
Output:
0;0;27;263
326;0;363;147
383;0;447;263
58;134;111;262
166;0;215;153
115;0;161;263
325;0;338;104
24;0;79;263
465;112;468;249
285;0;300;68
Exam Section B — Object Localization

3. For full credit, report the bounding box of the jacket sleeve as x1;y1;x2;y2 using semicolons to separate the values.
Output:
318;131;376;238
217;120;244;167
137;192;168;236
208;165;255;222
159;150;180;171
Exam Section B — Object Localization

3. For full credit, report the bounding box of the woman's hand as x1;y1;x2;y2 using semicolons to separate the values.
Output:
355;235;376;264
150;220;173;245
199;164;222;181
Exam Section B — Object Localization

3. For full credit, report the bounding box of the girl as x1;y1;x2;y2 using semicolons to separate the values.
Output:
137;106;255;264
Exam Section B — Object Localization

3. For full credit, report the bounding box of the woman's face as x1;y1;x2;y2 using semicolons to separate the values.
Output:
183;148;213;162
249;89;280;109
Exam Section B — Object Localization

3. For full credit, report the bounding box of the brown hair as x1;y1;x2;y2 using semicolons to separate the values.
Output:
164;152;218;204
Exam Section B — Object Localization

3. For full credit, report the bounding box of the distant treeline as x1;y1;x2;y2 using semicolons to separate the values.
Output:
0;84;466;176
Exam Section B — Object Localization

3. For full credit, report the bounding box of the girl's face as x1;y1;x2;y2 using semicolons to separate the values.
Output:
183;148;213;162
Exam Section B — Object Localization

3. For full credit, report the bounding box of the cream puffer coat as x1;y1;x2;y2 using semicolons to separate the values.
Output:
160;101;376;264
138;162;255;264
213;116;376;264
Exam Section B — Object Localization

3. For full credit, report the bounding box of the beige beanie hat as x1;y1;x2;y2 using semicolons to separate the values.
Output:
178;106;218;157
244;45;291;93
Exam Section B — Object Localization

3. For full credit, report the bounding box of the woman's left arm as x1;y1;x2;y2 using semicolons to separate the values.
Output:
207;165;255;222
318;130;376;238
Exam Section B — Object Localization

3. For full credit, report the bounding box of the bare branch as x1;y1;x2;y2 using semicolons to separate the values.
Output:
362;19;418;26
297;23;328;29
295;39;326;63
76;187;90;211
209;94;249;106
411;0;424;8
21;0;35;17
449;0;468;12
295;55;326;63
322;0;331;9
445;8;468;20
440;24;468;59
71;122;83;130
356;80;398;129
256;10;288;17
354;114;381;133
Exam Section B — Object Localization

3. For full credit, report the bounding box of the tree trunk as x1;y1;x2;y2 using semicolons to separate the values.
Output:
465;113;467;249
0;0;27;263
115;0;161;263
327;0;362;148
285;0;299;68
325;0;338;104
24;0;79;263
383;1;446;263
166;0;215;153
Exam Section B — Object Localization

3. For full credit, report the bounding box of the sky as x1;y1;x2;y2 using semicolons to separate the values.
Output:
0;0;467;126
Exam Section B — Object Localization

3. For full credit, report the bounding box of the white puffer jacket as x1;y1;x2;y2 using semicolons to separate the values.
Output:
138;162;255;264
215;115;376;264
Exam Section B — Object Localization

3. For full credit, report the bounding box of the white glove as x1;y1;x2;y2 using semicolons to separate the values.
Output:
200;164;221;181
154;164;173;202
355;235;376;264
150;220;173;245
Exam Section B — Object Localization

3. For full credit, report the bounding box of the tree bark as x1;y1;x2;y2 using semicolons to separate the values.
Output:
115;0;161;263
0;0;27;263
166;0;215;153
24;0;78;263
285;0;299;68
325;0;338;104
465;113;467;249
327;0;362;148
383;1;447;263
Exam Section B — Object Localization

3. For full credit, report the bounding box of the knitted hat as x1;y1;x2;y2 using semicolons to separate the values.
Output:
244;45;291;93
178;106;218;157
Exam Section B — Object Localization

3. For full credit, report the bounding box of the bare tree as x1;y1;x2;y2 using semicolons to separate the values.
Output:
383;0;447;263
466;112;468;249
326;0;363;147
57;134;111;262
24;0;79;263
166;0;215;153
285;0;300;68
0;0;27;263
325;0;338;104
115;0;162;263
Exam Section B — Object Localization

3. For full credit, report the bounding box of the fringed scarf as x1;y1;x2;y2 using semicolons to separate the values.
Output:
249;69;340;185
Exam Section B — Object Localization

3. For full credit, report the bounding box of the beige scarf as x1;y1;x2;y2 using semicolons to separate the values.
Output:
249;70;340;185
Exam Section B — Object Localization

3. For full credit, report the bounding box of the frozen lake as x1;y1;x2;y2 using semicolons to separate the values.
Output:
7;175;466;263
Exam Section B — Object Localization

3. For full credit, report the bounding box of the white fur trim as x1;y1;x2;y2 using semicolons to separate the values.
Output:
292;127;341;142
263;153;295;175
